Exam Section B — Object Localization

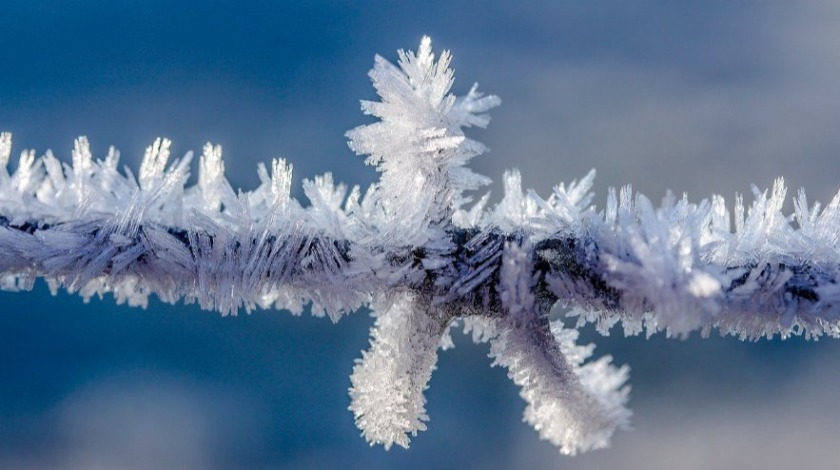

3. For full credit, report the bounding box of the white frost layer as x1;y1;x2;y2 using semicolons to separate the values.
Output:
346;36;500;244
490;241;631;455
348;292;446;450
2;37;840;455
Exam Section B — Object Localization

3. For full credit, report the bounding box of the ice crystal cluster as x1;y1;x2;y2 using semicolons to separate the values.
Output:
2;37;840;455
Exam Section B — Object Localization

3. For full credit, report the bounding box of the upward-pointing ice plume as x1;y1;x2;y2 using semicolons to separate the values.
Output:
346;36;500;242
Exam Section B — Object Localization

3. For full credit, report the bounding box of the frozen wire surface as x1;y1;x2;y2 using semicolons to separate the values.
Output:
1;38;839;455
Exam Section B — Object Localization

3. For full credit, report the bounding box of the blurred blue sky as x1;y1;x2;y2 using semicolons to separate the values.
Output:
2;1;840;468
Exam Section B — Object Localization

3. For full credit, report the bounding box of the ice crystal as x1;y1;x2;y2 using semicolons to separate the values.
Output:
1;37;840;455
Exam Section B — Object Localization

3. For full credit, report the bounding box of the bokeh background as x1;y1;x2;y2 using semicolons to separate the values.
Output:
2;1;840;468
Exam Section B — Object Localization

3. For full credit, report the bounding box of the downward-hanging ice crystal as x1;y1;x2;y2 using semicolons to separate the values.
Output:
1;36;840;455
490;240;631;455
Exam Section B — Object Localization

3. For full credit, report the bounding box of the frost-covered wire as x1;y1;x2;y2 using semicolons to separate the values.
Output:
1;37;839;455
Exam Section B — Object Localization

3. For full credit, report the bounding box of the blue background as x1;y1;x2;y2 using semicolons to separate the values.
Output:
2;2;840;468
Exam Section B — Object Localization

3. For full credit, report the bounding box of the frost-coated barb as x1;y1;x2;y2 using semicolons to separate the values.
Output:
1;37;839;455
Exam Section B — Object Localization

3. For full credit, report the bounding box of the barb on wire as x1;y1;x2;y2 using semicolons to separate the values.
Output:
1;36;838;455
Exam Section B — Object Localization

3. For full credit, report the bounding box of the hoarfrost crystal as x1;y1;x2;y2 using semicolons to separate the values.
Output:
1;37;839;455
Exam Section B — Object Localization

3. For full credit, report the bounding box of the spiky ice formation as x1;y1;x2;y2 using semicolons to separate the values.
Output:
1;37;840;455
490;240;630;455
348;292;447;450
346;35;500;241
